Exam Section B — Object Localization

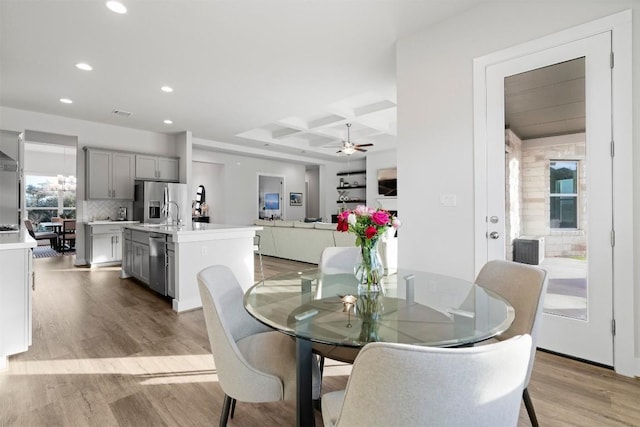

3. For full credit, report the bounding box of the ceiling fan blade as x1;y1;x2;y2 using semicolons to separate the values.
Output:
336;150;342;153
355;143;374;148
355;147;368;152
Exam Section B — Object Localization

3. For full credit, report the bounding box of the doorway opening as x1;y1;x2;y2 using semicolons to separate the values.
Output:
258;174;284;220
22;131;78;258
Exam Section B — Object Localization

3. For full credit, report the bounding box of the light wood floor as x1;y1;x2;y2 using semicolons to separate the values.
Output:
1;254;638;426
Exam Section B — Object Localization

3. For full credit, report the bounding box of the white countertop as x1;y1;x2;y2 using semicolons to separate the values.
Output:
125;222;262;243
0;229;37;250
86;220;140;226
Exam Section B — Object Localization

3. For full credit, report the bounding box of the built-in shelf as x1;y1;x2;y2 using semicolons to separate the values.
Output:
337;170;366;176
336;199;366;204
337;170;366;205
336;185;366;190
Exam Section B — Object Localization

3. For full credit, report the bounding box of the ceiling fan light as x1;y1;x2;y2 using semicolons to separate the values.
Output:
342;146;356;155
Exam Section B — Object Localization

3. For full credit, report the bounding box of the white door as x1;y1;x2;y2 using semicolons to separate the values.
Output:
482;32;613;366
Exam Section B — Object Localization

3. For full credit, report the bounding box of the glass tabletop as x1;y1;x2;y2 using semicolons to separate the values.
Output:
244;268;515;349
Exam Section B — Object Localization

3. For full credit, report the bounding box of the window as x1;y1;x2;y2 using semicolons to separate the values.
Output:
25;175;76;224
549;161;578;229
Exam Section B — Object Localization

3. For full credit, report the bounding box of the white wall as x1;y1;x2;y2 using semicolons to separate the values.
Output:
191;161;225;222
192;141;308;225
305;166;320;219
366;149;397;211
397;1;638;371
24;144;76;176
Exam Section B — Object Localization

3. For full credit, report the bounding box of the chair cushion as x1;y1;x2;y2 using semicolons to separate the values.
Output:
321;390;345;427
34;231;57;240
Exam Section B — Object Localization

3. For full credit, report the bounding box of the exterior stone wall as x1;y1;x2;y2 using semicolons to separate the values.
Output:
520;133;586;258
504;129;522;261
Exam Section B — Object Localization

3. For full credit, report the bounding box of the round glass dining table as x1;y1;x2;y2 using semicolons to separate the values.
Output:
244;268;514;427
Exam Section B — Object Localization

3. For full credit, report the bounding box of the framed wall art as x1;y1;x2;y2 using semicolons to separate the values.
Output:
289;192;303;206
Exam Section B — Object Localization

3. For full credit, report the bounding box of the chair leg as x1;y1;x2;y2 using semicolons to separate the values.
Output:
220;394;233;427
523;387;539;427
319;355;325;376
230;398;236;419
258;251;265;283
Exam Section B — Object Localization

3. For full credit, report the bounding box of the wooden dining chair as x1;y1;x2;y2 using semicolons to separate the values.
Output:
60;219;76;252
475;259;548;427
321;335;532;427
197;265;321;427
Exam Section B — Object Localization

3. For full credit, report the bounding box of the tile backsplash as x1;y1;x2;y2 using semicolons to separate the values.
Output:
86;200;133;221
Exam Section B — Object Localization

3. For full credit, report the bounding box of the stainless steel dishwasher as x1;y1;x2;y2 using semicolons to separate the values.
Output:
149;232;167;295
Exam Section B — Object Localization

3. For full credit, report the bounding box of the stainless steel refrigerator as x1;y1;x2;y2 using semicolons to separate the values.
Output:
133;180;189;225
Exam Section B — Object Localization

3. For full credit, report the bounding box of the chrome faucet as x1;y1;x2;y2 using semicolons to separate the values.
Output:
164;201;182;226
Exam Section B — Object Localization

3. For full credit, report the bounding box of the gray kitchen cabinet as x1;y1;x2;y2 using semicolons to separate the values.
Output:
85;148;135;200
123;229;133;274
166;235;175;298
135;154;179;181
129;230;150;285
86;223;125;266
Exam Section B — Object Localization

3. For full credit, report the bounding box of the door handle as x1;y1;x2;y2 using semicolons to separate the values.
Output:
489;231;500;239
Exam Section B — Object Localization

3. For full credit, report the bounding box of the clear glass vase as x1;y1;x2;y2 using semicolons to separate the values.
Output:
356;291;384;343
354;239;384;294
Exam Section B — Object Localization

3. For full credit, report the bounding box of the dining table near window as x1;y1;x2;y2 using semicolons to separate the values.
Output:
244;268;515;427
38;221;63;250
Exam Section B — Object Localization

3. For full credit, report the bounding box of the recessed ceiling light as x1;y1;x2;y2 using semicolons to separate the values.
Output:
59;98;73;104
75;62;93;71
161;86;173;93
163;119;173;125
106;1;127;14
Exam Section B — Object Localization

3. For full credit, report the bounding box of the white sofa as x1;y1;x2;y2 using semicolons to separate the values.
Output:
254;219;397;273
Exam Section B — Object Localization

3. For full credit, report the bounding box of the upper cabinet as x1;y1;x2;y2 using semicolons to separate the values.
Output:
85;148;135;200
135;155;179;181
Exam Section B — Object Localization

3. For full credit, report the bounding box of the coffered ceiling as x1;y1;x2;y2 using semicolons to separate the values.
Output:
1;0;488;162
1;1;583;162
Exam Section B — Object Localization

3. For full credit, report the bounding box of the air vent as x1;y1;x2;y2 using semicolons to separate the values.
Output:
112;109;132;117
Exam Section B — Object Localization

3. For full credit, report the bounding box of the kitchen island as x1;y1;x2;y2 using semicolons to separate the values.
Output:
0;229;36;369
121;222;261;312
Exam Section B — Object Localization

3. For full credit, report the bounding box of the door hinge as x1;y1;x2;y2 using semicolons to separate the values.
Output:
610;140;615;157
610;51;614;69
611;319;616;336
611;229;615;247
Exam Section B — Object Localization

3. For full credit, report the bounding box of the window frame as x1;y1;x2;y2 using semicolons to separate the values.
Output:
549;160;579;230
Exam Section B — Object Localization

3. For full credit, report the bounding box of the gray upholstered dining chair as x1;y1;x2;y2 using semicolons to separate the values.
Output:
24;219;57;248
318;246;360;277
197;265;321;427
314;247;362;366
321;335;532;427
475;259;548;427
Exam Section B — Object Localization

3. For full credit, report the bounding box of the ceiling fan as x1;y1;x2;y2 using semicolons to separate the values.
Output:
337;123;373;155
